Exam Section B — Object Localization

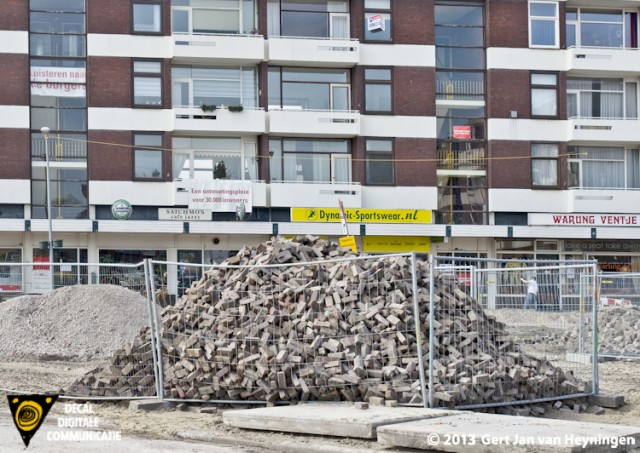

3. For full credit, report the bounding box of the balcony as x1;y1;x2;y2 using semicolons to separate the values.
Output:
268;108;360;137
268;37;359;67
172;33;265;65
567;47;640;76
173;106;266;135
270;181;361;208
568;118;640;143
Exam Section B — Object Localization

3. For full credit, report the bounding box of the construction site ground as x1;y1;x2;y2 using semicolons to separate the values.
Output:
0;358;638;452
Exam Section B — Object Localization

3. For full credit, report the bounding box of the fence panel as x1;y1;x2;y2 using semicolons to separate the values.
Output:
430;256;598;410
149;254;426;405
0;262;157;400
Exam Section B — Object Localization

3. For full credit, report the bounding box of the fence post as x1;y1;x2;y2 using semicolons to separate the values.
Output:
144;259;165;401
411;253;428;408
428;254;435;408
591;261;599;395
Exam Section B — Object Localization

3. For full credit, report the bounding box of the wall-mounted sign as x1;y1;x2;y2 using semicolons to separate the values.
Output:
291;208;432;224
452;125;472;139
363;236;431;253
530;213;640;226
112;199;132;220
186;179;252;212
367;14;385;32
158;208;211;221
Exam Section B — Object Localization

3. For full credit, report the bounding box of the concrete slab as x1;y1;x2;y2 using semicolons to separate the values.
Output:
128;400;176;411
377;411;640;453
222;403;457;439
589;394;625;409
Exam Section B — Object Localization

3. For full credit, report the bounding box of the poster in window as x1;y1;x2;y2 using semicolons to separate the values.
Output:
367;14;385;32
452;125;472;139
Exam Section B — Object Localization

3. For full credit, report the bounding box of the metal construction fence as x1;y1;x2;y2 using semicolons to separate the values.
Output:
1;255;602;409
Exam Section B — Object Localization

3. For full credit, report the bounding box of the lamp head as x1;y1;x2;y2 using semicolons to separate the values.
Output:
40;127;50;139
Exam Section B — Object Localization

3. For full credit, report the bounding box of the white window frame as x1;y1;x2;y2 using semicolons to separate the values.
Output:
528;0;559;48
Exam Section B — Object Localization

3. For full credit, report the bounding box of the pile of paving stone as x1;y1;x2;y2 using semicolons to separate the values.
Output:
67;236;590;407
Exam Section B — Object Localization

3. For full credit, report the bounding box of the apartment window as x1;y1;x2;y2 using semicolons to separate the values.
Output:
569;146;640;189
31;167;88;219
567;78;637;119
172;66;257;108
528;1;558;47
366;139;394;185
173;137;257;181
364;0;392;42
172;0;255;34
133;2;162;34
134;134;163;180
29;1;86;57
268;67;350;110
133;60;162;107
269;138;351;183
531;143;558;187
364;68;392;113
436;71;484;101
267;0;349;38
531;73;558;117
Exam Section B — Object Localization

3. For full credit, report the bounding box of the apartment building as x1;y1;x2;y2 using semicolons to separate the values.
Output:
1;0;640;296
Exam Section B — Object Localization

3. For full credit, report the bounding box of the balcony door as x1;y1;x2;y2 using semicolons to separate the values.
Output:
330;84;350;111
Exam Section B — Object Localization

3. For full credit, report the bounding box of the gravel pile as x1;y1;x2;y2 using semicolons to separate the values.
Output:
494;306;640;357
0;285;152;361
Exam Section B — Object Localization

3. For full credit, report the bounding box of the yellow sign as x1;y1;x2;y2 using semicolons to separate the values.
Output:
339;235;357;252
363;236;431;253
291;208;431;224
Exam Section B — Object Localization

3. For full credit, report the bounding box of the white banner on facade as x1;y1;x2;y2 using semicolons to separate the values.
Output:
186;180;252;212
31;82;86;97
530;213;640;226
31;66;86;83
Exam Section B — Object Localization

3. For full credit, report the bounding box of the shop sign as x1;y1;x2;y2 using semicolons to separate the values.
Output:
158;208;211;221
112;199;132;220
363;236;431;253
291;208;431;224
530;213;640;226
564;240;640;253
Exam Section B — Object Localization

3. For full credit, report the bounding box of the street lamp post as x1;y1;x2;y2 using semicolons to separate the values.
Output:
41;126;54;290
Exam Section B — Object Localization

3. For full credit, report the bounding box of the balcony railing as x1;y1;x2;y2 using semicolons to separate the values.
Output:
436;147;485;170
31;138;87;161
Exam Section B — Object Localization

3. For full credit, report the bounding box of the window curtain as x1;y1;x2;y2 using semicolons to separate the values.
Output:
173;153;190;180
330;14;349;38
241;68;256;107
267;0;280;36
626;82;638;118
581;147;625;188
627;149;640;188
332;155;350;182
